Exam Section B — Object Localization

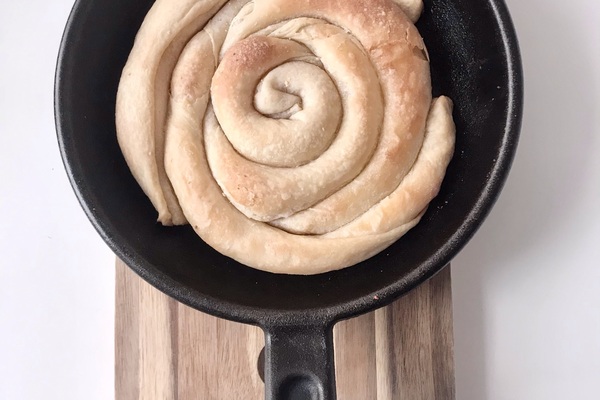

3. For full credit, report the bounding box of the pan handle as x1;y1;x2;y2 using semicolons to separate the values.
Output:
263;323;336;400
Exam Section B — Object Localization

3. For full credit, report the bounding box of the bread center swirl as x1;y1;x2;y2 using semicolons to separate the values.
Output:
214;36;343;169
209;22;383;222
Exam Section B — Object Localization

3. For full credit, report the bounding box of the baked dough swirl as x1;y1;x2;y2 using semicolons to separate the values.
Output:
116;0;456;274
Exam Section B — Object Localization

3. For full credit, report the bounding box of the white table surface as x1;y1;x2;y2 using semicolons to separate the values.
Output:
1;0;599;399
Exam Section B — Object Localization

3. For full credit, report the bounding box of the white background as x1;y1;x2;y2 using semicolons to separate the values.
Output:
1;0;599;399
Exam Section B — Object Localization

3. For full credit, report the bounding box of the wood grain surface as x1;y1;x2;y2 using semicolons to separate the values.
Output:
115;259;455;400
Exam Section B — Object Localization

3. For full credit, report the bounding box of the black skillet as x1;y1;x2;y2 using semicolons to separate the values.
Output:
55;0;522;398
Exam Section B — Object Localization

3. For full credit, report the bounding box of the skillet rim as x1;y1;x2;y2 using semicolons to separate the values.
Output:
54;0;523;326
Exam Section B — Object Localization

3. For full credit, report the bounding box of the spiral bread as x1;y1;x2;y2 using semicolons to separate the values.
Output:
116;0;456;274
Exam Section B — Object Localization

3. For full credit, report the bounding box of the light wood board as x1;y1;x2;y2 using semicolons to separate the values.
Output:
115;259;455;399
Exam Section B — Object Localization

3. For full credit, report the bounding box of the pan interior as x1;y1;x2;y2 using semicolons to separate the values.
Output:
55;0;521;323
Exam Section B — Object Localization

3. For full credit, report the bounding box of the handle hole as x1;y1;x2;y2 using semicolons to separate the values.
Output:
278;375;321;400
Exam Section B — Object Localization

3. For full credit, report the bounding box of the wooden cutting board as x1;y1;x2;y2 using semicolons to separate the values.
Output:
115;259;455;399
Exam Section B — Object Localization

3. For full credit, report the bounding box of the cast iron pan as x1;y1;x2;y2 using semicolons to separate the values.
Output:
55;0;522;398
